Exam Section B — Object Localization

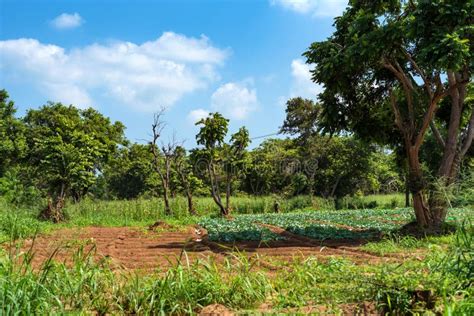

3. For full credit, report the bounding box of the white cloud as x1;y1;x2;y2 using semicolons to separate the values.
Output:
271;0;347;17
0;33;228;110
50;13;83;29
211;81;258;120
278;58;322;107
290;58;322;99
187;108;210;124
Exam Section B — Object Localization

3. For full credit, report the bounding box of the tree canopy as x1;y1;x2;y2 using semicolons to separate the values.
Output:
304;0;473;228
23;102;126;221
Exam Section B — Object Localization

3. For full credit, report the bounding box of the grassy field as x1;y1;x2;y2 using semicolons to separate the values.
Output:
1;195;473;314
0;194;406;240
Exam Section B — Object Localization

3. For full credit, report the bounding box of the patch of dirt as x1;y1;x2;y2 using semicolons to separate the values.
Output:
20;227;218;271
199;304;233;316
148;220;175;231
19;223;406;271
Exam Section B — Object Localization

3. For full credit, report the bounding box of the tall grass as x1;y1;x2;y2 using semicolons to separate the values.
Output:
64;195;319;227
339;193;405;210
1;207;473;314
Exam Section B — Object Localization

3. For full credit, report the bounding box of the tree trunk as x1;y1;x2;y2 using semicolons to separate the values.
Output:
186;191;196;215
384;60;471;231
163;183;171;215
329;174;342;198
407;145;432;227
405;173;410;207
225;172;231;215
424;72;467;228
208;162;227;216
39;193;66;223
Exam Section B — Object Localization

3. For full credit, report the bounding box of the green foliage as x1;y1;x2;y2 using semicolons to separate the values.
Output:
0;169;42;207
0;202;47;243
0;90;26;177
373;222;474;314
20;103;126;220
200;207;473;242
24;103;126;200
2;228;472;314
118;255;271;313
280;97;321;142
1;242;117;315
196;112;229;152
99;143;156;199
453;167;474;207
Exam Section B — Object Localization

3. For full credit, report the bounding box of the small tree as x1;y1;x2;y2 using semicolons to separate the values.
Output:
280;97;322;196
173;146;201;215
223;127;251;212
196;112;229;216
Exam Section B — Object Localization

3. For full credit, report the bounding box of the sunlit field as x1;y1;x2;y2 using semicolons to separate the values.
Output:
1;0;473;314
1;195;473;314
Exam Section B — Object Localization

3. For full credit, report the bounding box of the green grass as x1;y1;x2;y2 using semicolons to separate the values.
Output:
1;194;471;243
339;193;406;209
63;195;317;226
0;195;473;314
0;195;314;241
1;223;472;315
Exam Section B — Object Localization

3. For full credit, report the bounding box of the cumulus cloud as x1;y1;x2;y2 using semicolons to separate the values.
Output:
211;81;258;120
271;0;347;17
278;58;321;107
289;58;321;99
50;13;83;29
0;33;228;110
187;108;210;124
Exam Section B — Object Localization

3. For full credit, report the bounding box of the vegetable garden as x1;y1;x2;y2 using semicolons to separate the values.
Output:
199;208;473;242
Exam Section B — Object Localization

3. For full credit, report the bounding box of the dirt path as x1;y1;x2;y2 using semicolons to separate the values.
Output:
18;225;401;271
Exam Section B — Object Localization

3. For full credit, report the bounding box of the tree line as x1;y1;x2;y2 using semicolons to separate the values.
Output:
0;90;408;220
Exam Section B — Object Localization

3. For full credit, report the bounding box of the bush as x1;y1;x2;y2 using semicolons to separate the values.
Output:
0;170;42;207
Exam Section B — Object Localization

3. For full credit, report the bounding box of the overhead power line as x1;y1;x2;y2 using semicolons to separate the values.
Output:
250;132;281;140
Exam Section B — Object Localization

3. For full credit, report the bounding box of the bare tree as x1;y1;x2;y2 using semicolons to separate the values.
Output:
151;110;179;216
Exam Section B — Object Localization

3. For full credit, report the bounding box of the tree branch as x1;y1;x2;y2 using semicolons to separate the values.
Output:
402;48;433;99
383;59;415;131
430;121;445;148
414;98;440;149
389;89;403;131
460;108;474;158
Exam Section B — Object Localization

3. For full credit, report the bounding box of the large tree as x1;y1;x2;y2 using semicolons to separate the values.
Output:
24;103;125;222
304;0;473;229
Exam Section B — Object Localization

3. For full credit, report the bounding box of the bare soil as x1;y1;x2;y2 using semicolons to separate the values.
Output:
19;224;402;271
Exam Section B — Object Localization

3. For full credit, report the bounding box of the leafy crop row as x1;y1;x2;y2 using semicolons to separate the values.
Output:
200;208;473;242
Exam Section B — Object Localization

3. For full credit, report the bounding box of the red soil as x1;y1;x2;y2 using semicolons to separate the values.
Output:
18;225;399;271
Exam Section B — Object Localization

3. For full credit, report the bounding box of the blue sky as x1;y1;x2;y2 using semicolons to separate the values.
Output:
0;0;346;148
